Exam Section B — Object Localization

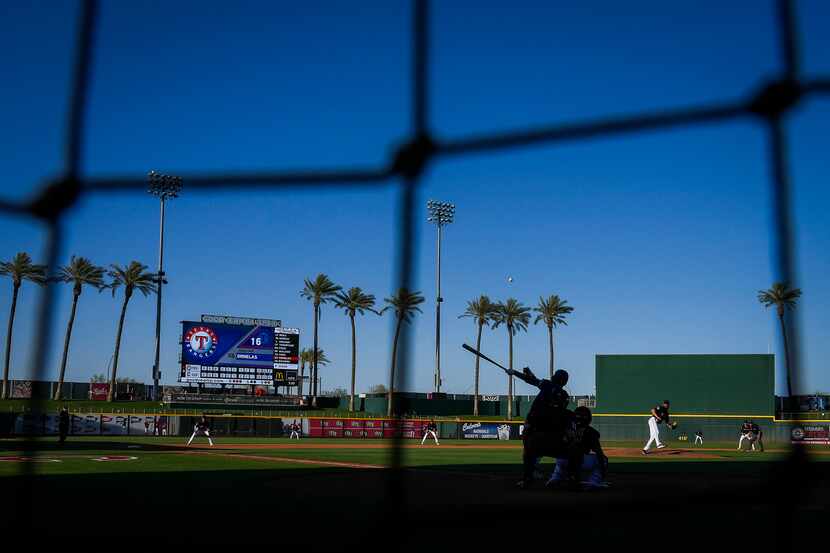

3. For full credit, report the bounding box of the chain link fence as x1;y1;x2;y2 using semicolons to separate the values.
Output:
5;0;829;547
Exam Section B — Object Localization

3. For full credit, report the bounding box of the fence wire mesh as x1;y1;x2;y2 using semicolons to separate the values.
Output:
5;0;828;548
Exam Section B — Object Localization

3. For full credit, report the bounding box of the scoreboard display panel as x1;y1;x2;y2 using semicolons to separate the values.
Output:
180;321;299;385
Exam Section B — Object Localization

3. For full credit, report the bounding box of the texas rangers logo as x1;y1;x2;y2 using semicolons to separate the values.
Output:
184;326;218;359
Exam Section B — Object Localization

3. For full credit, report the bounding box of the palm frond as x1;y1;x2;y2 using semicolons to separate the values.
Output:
493;298;531;335
459;295;497;327
533;294;574;327
0;252;47;287
334;287;377;317
383;288;425;324
301;273;342;305
108;261;157;298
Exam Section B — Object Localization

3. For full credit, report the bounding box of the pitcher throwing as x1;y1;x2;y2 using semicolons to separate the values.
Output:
642;400;674;454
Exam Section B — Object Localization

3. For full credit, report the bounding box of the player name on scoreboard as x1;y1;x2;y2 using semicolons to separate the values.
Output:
179;320;300;386
274;327;299;370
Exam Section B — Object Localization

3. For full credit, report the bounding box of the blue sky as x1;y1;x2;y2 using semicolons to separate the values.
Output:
1;1;828;398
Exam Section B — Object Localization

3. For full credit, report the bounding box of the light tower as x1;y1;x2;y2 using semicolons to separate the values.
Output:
147;170;182;400
426;199;455;393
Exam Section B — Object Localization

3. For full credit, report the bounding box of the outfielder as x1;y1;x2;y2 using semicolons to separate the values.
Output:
187;415;214;446
642;400;675;454
694;430;704;446
738;420;753;450
289;420;301;440
548;407;609;490
420;419;439;445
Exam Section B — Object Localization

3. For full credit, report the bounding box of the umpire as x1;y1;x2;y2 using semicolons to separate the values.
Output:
58;406;69;444
509;367;581;489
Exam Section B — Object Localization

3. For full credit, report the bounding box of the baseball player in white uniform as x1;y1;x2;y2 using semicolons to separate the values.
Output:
694;430;704;446
187;415;214;446
642;400;673;454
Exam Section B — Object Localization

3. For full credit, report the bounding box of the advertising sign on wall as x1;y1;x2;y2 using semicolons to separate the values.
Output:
462;422;501;439
11;381;32;398
90;383;109;401
101;415;129;435
791;425;830;445
72;414;101;435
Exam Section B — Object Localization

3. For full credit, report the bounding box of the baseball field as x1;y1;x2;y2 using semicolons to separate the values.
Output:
2;436;827;548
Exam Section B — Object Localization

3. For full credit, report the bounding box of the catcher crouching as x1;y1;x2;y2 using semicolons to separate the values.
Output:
548;406;609;489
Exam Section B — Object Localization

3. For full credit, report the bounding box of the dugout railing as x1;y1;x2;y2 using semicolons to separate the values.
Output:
6;0;828;548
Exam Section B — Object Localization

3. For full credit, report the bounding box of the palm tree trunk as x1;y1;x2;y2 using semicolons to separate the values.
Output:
388;316;403;417
507;330;513;419
55;292;80;400
108;295;130;402
349;314;357;412
473;322;483;416
1;285;20;400
548;324;555;379
779;314;793;397
298;360;305;397
312;303;319;406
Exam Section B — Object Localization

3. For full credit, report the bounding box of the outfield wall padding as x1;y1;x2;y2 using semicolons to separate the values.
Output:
596;354;774;416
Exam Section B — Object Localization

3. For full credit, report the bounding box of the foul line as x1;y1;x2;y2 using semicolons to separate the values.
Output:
189;450;384;470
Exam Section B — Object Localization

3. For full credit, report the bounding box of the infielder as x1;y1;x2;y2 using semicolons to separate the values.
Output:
642;400;675;454
738;420;753;450
187;415;214;446
694;430;704;446
508;367;580;488
420;419;439;446
289;420;301;440
548;406;609;490
750;421;764;452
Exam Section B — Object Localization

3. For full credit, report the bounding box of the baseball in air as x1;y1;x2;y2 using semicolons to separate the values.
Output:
507;276;514;283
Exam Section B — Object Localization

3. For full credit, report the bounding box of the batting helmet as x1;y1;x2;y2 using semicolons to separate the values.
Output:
574;406;592;427
552;369;569;388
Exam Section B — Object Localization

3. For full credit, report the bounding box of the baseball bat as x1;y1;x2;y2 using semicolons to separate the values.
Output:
462;343;510;374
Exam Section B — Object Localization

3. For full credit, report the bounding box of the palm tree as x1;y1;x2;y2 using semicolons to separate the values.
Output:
459;295;497;416
107;262;156;401
758;282;802;397
492;298;531;419
298;347;329;397
0;253;47;399
533;295;574;379
381;288;424;416
53;256;107;400
334;287;377;411
300;274;341;405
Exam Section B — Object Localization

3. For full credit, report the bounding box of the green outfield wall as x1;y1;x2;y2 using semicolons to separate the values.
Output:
596;354;774;416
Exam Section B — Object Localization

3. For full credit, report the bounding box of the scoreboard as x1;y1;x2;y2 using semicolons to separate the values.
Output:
179;321;299;385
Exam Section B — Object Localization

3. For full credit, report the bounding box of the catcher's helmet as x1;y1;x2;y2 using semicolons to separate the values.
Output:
574;406;592;427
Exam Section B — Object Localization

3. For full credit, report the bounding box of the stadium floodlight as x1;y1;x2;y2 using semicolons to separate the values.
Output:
426;200;455;393
147;170;183;400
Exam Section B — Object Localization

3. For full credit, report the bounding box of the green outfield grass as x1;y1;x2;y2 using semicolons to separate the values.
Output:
2;436;824;479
